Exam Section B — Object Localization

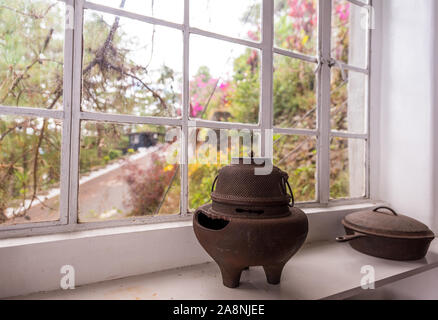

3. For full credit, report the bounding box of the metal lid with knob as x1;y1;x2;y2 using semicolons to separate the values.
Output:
342;206;435;239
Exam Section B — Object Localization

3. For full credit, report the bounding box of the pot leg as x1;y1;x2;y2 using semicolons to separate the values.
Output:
263;263;286;285
218;265;243;288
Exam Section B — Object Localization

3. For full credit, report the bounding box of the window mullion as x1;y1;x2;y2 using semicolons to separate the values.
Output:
365;0;373;198
260;0;274;158
0;106;64;119
181;0;190;216
273;47;318;64
317;0;332;204
83;1;183;30
68;0;85;225
60;0;75;225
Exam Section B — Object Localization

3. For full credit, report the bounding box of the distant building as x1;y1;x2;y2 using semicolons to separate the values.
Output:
127;132;159;151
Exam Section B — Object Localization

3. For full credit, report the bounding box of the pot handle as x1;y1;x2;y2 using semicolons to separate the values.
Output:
211;175;219;193
336;232;367;243
283;177;295;208
373;206;398;216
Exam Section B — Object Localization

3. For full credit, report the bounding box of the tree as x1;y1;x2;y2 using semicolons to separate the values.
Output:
0;0;64;221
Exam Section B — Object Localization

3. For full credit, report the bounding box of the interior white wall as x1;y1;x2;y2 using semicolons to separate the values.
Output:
432;0;438;237
377;0;437;231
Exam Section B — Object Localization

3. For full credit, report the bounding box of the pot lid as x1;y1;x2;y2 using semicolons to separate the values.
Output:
211;157;294;207
343;206;435;239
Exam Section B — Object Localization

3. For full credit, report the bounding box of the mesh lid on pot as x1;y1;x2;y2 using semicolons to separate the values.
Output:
211;158;293;207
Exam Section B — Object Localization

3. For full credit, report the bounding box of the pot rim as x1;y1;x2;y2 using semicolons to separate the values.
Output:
197;203;294;221
211;192;291;206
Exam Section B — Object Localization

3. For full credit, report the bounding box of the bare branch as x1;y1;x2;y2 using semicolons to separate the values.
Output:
197;79;220;120
107;62;169;111
0;3;57;20
155;165;179;215
25;119;48;215
82;0;127;75
0;28;55;104
277;141;307;166
0;123;22;142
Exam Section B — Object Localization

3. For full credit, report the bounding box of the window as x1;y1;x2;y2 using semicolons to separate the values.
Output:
0;0;372;235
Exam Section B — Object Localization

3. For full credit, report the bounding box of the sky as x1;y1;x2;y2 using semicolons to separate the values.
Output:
86;0;261;79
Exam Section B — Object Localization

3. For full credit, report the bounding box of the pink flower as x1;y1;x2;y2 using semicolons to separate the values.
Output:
336;3;350;22
247;50;258;67
208;78;218;86
197;80;207;88
219;82;229;92
247;30;260;41
288;0;299;17
195;75;208;88
190;102;204;117
288;0;315;18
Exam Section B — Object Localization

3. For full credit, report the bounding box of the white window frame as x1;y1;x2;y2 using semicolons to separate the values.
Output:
0;0;373;238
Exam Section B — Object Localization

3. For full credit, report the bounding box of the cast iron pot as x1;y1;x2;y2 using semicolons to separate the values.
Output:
336;206;435;261
193;158;308;288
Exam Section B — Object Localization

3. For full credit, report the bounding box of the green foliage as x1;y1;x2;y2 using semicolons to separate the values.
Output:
189;163;221;210
79;122;130;174
108;149;122;160
230;50;260;124
0;117;61;216
273;55;316;128
273;135;316;201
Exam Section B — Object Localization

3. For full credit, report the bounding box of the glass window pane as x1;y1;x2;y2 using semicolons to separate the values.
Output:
331;0;368;68
0;0;65;109
87;0;183;23
82;10;183;117
274;0;318;56
78;122;180;222
330;137;366;199
330;68;367;133
190;35;260;124
188;127;259;210
273;54;317;129
190;0;261;41
273;134;316;202
0;115;62;226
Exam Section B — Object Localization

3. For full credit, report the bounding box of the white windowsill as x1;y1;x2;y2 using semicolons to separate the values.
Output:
0;220;192;248
0;201;388;299
10;239;438;300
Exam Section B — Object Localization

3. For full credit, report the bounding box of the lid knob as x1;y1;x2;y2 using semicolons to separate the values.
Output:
373;206;398;216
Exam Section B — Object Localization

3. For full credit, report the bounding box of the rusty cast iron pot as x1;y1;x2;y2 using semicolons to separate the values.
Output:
336;206;435;261
193;158;308;288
